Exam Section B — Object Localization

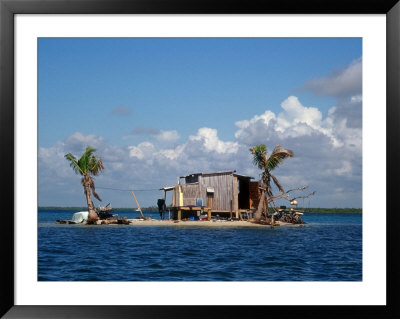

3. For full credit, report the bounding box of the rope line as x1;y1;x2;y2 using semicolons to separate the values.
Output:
96;186;160;192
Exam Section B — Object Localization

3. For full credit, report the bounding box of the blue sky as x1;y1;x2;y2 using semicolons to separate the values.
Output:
38;38;362;208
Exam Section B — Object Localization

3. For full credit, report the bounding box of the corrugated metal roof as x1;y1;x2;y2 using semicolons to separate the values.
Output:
179;170;236;178
233;173;254;180
179;170;254;180
159;186;175;191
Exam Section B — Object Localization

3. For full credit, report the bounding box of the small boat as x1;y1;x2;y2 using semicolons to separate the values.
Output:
56;211;88;224
72;211;89;223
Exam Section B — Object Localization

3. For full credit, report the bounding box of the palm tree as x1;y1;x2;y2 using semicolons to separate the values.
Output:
250;144;293;221
65;146;104;223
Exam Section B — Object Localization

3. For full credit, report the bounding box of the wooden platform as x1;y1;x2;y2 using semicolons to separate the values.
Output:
170;206;254;221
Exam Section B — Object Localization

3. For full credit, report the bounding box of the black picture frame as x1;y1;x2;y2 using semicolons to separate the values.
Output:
1;0;399;318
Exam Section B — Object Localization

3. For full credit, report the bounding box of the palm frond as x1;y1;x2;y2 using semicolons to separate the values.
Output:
271;174;284;194
89;156;104;176
249;144;267;169
84;146;96;157
89;178;102;201
77;146;97;174
272;145;294;158
77;154;88;174
266;185;273;197
64;153;84;175
81;177;89;196
266;145;293;171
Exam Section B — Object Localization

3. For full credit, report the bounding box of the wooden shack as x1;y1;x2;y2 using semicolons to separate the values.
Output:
161;170;261;221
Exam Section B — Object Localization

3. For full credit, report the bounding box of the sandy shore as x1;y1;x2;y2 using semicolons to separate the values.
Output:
58;218;304;227
125;219;298;227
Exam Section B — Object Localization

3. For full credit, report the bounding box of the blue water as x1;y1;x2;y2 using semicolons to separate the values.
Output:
38;209;362;281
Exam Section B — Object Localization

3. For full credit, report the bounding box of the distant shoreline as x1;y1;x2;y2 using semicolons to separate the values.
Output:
295;207;362;214
38;206;159;212
38;206;362;214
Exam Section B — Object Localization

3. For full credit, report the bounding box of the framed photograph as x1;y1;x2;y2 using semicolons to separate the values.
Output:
1;0;399;318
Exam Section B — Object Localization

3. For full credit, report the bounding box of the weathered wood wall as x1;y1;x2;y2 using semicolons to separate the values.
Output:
172;186;176;206
181;183;201;206
172;185;179;207
171;172;257;211
198;173;235;211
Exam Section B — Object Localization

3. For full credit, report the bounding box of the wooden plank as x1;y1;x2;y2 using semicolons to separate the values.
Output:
177;206;203;211
233;176;238;211
130;191;144;218
179;185;183;206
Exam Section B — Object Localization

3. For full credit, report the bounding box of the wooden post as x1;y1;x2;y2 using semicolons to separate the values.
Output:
271;214;275;229
207;195;212;221
233;176;238;212
163;190;167;220
178;209;182;221
131;191;144;218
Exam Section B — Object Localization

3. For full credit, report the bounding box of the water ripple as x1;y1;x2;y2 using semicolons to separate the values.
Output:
38;210;362;281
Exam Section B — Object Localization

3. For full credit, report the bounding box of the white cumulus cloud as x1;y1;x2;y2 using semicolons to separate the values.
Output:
189;127;239;154
128;142;155;159
235;96;341;147
277;96;322;131
155;130;180;142
39;91;362;208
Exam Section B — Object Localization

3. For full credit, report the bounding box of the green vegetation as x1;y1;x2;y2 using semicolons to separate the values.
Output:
298;207;362;213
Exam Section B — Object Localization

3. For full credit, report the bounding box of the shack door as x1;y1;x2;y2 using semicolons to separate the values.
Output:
238;179;250;209
249;181;261;209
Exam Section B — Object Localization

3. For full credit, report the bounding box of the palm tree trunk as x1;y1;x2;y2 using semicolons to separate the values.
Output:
263;192;269;217
254;173;271;221
254;190;265;221
83;177;98;223
264;187;270;217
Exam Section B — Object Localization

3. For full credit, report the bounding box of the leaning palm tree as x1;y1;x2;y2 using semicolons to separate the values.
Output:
65;146;104;223
250;144;293;221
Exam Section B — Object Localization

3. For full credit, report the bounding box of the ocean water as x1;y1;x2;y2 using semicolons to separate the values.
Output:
38;209;362;281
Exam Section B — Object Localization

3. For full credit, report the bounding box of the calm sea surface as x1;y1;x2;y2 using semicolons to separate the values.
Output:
38;209;362;281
